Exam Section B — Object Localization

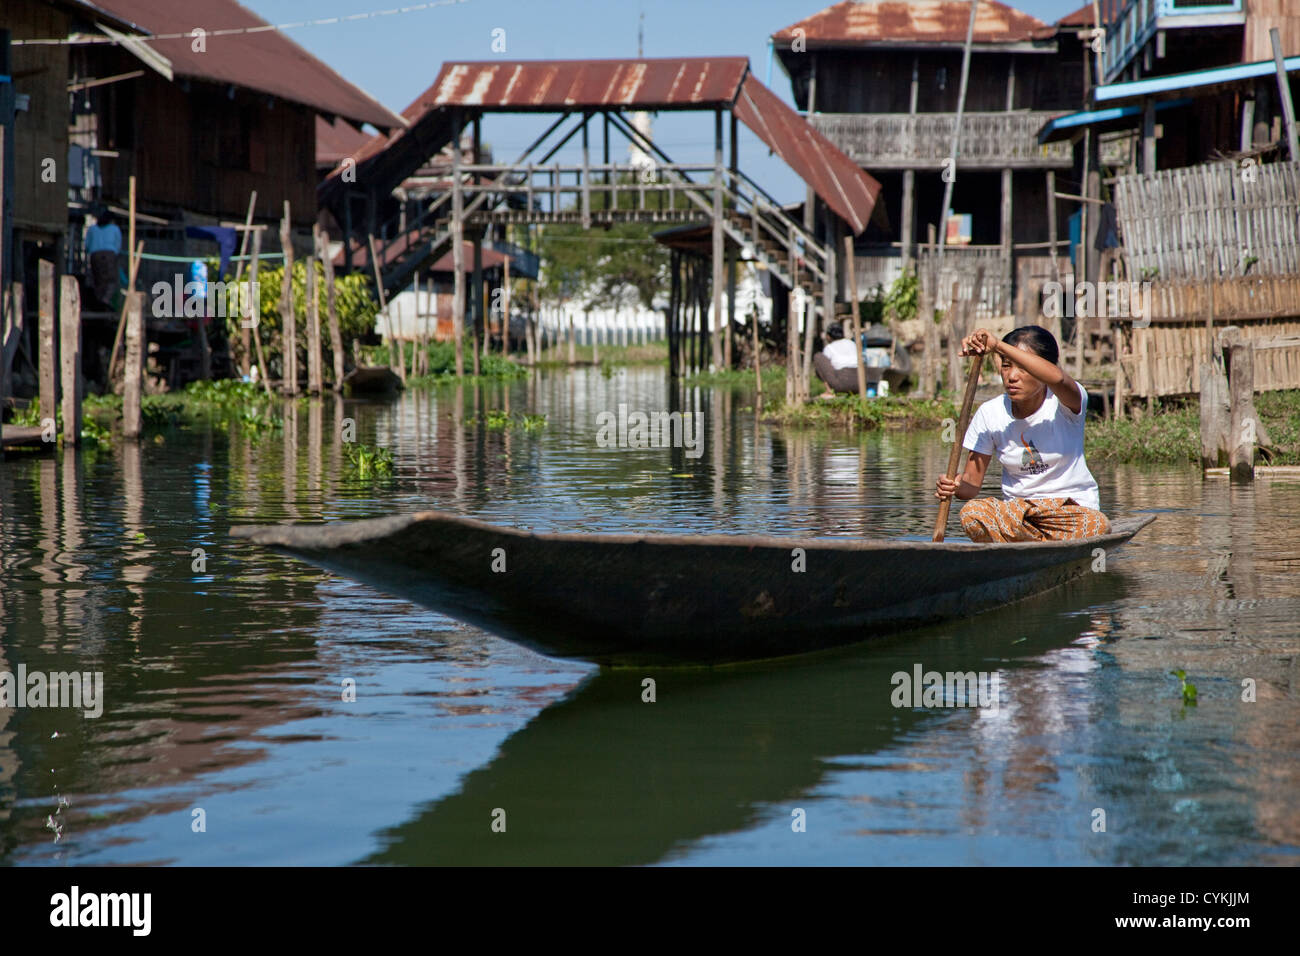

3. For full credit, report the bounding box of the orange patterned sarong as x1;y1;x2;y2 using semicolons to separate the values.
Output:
959;497;1110;543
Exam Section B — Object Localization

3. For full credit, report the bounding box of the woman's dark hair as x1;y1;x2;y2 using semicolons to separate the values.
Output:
1002;325;1059;365
90;204;112;226
825;321;844;341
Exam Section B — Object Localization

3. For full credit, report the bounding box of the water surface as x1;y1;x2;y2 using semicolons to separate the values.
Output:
1;366;1296;865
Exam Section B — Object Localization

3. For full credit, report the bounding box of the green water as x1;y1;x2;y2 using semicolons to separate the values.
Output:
1;366;1297;865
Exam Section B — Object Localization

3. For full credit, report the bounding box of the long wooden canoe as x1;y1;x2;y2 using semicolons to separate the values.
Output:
232;511;1155;664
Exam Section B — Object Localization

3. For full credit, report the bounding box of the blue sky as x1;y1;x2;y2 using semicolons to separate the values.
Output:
254;0;1086;204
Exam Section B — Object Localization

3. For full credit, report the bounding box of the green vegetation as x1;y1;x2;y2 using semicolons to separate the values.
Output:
344;441;393;480
1171;669;1198;706
361;341;528;385
766;393;958;431
212;259;379;381
685;365;786;390
468;410;547;432
533;341;667;367
1086;389;1300;465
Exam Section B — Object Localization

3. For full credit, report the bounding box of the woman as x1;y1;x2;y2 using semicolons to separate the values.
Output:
934;325;1110;543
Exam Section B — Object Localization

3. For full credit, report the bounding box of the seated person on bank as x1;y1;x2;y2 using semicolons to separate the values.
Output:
813;322;863;398
933;325;1111;543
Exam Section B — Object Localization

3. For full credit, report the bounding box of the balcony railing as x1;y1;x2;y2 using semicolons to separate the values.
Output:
1103;0;1244;84
810;112;1073;169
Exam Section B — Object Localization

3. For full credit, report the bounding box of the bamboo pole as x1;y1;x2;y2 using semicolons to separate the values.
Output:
122;291;144;440
60;275;81;445
107;176;139;381
234;190;257;376
319;227;344;390
451;112;465;378
38;260;56;428
366;233;401;380
844;235;868;400
306;224;322;394
751;306;763;403
249;227;272;395
280;202;297;395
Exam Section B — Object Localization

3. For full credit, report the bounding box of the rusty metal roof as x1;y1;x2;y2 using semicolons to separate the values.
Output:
322;57;881;235
423;58;751;111
1057;4;1100;28
733;74;880;234
772;0;1049;47
92;0;404;129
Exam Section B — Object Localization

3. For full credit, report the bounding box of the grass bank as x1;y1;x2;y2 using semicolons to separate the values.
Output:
1086;390;1300;465
533;341;667;367
764;393;958;431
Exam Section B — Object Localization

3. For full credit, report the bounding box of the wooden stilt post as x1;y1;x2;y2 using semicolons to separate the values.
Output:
60;275;81;445
751;303;762;402
1226;329;1257;481
451;110;466;378
1199;359;1229;470
280;203;297;395
38;260;56;430
472;114;484;376
1;283;23;418
367;233;400;381
107;240;142;384
568;315;575;365
319;227;344;390
234;191;257;376
1271;27;1300;161
249;227;272;395
502;252;511;356
711;107;724;369
122;291;144;440
844;234;868;400
306;224;322;393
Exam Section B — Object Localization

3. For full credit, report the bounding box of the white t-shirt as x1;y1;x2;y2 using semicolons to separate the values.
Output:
823;338;860;370
962;381;1101;511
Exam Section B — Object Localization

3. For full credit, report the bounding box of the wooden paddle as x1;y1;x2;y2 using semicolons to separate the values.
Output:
933;349;986;542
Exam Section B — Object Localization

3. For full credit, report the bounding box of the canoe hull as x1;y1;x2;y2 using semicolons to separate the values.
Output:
232;512;1155;664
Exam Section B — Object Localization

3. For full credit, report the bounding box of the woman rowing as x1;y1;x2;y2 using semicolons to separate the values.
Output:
934;325;1110;543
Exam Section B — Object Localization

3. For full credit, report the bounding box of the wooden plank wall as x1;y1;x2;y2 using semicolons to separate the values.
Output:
95;70;317;225
10;0;70;236
1244;0;1300;61
1121;317;1300;397
1147;274;1300;322
1112;159;1300;280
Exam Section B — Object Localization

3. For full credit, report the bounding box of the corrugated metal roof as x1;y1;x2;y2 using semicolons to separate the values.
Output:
423;58;751;111
92;0;404;129
322;57;881;235
733;74;880;234
1056;4;1099;28
772;0;1049;47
